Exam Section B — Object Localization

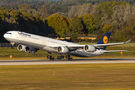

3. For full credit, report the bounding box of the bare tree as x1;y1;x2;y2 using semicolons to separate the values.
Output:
68;3;97;19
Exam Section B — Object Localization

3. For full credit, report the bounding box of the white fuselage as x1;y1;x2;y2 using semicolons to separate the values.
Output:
4;31;104;57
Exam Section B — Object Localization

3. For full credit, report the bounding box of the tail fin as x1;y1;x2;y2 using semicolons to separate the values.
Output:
97;31;111;50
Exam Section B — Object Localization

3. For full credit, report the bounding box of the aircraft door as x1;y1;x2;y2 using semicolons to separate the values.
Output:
14;32;19;38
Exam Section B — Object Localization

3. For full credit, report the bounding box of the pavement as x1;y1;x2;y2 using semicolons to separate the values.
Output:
0;58;135;65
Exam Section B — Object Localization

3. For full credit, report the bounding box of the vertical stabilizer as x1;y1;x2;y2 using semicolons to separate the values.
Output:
97;31;111;50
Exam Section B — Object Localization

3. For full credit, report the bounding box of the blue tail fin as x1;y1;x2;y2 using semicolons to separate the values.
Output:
97;31;111;50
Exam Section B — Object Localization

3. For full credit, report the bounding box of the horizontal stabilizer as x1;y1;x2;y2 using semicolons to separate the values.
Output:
102;50;128;53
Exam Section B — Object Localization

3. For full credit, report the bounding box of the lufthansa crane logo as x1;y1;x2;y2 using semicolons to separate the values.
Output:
103;36;108;44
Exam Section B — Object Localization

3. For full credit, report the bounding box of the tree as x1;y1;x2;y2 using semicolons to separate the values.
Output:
114;27;132;41
0;10;4;21
47;13;69;38
69;16;84;35
68;3;97;19
37;5;50;19
80;14;96;35
102;23;113;33
94;1;127;33
127;16;135;35
18;4;30;11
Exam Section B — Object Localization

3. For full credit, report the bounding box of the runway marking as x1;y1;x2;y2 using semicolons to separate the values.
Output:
0;58;135;65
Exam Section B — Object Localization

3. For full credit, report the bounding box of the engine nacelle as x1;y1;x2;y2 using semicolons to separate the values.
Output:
25;46;37;53
57;46;69;54
17;44;26;52
84;45;96;52
17;44;37;53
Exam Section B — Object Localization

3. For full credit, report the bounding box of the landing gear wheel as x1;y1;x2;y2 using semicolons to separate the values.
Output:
70;57;73;61
61;55;64;59
10;42;15;49
57;56;61;60
47;53;54;61
50;56;54;61
68;57;73;61
67;54;73;61
47;55;50;59
66;55;68;59
51;57;54;60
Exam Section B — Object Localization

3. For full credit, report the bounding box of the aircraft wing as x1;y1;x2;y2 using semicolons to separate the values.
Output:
48;45;79;47
48;45;85;51
48;39;131;49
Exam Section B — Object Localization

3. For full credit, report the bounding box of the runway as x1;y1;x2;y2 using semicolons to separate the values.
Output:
0;58;135;65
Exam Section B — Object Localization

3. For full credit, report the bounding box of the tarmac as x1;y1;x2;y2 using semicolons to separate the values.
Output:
0;58;135;65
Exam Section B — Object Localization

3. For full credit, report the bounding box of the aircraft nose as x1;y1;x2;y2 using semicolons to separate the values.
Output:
3;33;11;39
3;33;7;38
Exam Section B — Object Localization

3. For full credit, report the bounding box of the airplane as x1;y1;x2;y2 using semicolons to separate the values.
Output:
3;31;130;61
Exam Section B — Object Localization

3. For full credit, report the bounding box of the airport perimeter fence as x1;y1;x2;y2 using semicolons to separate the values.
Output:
0;43;18;47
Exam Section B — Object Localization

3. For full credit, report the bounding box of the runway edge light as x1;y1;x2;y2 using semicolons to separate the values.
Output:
10;55;13;58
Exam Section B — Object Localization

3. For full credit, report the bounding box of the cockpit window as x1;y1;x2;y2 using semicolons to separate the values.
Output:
6;33;12;34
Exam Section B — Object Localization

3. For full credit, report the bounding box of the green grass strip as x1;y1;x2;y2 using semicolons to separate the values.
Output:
0;64;135;90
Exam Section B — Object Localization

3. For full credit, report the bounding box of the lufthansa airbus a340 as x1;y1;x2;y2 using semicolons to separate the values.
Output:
4;31;130;60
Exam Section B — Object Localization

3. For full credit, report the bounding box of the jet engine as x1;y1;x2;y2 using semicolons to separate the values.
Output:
57;46;69;54
17;44;37;53
84;45;96;52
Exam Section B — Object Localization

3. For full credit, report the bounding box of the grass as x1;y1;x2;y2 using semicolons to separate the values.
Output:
0;43;135;60
0;43;135;90
0;64;135;90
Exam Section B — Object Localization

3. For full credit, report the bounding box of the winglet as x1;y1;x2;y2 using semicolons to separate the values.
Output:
124;39;131;44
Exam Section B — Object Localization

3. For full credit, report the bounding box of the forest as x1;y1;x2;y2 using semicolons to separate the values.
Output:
0;0;135;42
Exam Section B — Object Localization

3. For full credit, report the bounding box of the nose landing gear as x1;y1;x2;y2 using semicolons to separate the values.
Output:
10;42;15;49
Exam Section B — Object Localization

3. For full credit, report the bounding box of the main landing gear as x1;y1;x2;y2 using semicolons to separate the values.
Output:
47;53;73;61
57;54;73;61
66;54;73;61
47;53;54;61
57;55;64;60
